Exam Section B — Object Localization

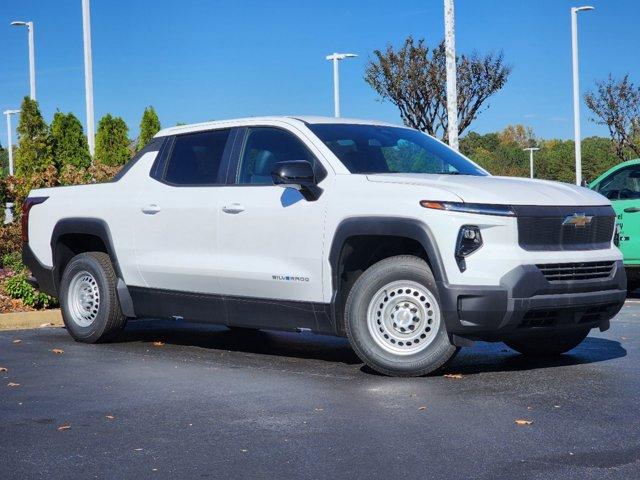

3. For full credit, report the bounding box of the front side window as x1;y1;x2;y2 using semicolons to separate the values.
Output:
595;165;640;200
164;129;231;185
308;124;486;176
237;128;316;185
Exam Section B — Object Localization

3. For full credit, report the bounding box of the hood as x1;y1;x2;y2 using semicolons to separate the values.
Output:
366;173;609;206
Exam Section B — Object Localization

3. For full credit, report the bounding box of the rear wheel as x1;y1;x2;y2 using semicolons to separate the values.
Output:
59;252;127;343
504;329;589;357
344;255;458;377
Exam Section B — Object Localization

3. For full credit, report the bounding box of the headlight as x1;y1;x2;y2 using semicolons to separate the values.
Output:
420;201;515;217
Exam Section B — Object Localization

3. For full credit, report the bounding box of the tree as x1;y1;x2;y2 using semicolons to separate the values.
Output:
0;142;7;177
364;36;511;141
50;111;91;170
95;114;130;166
585;75;640;160
14;97;54;178
498;124;535;148
137;106;161;151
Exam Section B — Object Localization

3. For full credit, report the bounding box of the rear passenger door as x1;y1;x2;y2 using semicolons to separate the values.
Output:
133;128;235;294
216;126;329;308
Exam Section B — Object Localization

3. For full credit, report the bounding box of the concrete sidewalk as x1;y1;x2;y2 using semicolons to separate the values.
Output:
0;309;63;331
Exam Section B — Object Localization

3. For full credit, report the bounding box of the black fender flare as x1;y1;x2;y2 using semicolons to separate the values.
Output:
50;217;135;317
327;216;448;331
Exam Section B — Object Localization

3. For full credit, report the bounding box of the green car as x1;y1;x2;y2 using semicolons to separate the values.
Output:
590;159;640;290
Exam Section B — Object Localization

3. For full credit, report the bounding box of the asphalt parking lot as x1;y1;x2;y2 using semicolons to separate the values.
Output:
1;302;639;480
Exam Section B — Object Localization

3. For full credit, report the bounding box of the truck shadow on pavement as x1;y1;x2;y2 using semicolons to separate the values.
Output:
116;319;626;376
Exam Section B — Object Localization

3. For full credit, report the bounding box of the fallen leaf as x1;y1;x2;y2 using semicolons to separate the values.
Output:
418;406;427;411
105;415;115;420
57;424;71;431
153;341;164;347
12;339;22;344
51;349;64;355
0;367;7;372
443;373;463;379
7;382;20;387
39;323;54;328
515;419;533;426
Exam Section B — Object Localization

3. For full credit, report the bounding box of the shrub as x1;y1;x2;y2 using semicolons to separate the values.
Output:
0;222;22;259
4;272;57;309
2;251;25;272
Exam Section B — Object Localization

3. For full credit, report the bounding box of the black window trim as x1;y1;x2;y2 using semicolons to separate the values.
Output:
115;136;166;182
228;125;327;187
150;127;239;187
596;164;640;196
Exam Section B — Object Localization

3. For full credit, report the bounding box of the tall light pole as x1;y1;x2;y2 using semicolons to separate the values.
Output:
10;21;36;100
3;109;20;223
571;5;594;186
82;0;96;158
326;53;357;118
444;0;459;151
523;147;540;179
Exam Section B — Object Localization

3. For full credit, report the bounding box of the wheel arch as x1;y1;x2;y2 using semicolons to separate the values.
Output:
328;217;447;333
50;218;135;317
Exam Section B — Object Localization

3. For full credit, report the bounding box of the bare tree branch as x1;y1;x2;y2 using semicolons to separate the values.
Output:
364;37;511;141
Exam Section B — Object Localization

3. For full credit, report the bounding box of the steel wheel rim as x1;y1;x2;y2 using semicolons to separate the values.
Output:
67;271;100;327
366;280;441;356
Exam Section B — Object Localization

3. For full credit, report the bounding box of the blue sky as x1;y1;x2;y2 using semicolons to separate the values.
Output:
1;0;638;143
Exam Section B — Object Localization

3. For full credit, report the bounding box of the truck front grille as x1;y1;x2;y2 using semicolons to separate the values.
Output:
536;261;615;282
513;205;615;251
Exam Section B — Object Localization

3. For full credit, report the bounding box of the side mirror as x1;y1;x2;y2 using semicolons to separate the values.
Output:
271;160;322;201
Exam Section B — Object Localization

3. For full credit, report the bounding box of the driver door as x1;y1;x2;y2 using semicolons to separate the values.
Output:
594;163;640;263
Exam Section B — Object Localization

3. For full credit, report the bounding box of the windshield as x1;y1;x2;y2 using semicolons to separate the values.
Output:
308;124;487;176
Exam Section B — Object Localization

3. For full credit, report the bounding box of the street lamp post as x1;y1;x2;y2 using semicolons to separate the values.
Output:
10;21;36;100
3;109;20;223
325;53;357;118
444;0;459;151
571;5;595;186
523;147;540;179
82;0;96;158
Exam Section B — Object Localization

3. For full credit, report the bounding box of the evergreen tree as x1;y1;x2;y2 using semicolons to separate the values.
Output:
14;96;54;177
95;114;130;166
0;142;7;177
137;106;161;151
50;111;91;169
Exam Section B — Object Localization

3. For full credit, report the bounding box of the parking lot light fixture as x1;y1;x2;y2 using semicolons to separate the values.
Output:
326;53;357;118
11;21;36;100
571;5;595;186
523;147;540;179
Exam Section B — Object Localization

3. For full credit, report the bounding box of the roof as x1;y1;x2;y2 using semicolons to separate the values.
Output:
155;115;400;137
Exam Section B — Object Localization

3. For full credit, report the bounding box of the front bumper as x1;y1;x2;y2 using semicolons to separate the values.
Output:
438;260;627;342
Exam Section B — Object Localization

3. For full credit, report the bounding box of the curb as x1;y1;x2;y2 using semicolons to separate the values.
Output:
0;309;63;331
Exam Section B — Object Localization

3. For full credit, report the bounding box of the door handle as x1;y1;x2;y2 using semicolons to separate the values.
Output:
624;207;640;213
222;203;245;214
141;203;161;214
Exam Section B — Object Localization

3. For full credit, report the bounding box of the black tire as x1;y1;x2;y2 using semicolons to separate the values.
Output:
344;255;459;377
504;329;589;357
627;279;640;293
59;252;127;343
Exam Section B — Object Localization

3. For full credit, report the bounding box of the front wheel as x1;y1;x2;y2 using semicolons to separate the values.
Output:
344;255;459;377
504;329;589;357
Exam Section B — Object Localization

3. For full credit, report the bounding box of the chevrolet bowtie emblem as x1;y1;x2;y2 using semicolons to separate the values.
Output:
562;213;593;228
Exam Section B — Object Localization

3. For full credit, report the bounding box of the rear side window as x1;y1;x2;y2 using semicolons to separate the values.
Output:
164;129;231;185
237;128;316;185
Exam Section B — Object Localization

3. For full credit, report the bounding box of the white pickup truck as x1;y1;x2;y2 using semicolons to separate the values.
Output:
22;116;626;376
